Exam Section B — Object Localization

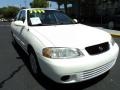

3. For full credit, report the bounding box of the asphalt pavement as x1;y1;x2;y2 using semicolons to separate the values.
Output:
0;22;120;90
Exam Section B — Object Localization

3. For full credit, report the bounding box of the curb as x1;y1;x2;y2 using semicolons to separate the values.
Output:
96;27;120;38
111;34;120;38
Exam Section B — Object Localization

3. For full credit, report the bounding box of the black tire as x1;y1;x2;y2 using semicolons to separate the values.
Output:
29;50;41;77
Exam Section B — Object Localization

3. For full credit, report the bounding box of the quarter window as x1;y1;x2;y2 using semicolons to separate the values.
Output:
16;10;26;22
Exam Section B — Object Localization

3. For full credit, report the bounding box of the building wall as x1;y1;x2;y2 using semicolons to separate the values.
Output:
57;0;120;23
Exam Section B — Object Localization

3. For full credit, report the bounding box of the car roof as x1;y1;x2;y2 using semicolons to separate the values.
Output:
22;8;57;11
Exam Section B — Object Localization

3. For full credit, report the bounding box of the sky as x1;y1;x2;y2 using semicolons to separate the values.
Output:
0;0;32;8
0;0;58;9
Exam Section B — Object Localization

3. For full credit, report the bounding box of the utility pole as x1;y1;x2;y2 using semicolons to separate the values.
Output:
24;0;27;8
20;4;21;9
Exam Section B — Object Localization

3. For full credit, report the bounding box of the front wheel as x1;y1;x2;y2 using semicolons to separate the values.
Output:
29;51;41;76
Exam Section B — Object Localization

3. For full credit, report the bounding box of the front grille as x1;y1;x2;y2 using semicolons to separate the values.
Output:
85;42;109;55
77;60;115;81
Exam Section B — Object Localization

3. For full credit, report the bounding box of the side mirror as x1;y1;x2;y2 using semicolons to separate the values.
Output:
73;19;78;23
14;21;25;26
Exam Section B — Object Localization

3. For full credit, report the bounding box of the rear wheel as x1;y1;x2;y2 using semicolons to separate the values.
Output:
11;31;17;45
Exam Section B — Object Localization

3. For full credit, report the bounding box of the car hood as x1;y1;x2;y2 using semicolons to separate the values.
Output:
29;24;111;49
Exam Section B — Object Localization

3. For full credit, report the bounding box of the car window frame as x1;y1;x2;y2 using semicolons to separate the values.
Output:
15;10;26;23
15;11;21;21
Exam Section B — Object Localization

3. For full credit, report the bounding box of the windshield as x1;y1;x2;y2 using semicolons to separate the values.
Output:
27;9;75;26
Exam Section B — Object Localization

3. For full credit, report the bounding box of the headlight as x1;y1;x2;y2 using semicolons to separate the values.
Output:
42;47;84;59
111;37;115;46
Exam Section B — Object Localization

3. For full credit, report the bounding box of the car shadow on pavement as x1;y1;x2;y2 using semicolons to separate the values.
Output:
12;42;109;90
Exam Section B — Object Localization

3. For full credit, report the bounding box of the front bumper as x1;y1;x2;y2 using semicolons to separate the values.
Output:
39;43;119;83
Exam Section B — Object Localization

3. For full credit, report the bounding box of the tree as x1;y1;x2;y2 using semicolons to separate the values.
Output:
30;0;49;8
0;6;19;19
0;9;3;18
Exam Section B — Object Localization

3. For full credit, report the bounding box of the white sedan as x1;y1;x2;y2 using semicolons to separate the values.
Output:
11;8;119;84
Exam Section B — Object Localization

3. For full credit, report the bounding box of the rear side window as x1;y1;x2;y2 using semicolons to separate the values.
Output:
15;10;26;22
15;12;21;21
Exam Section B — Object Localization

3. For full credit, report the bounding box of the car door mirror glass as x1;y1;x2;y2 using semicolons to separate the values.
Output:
14;21;25;26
